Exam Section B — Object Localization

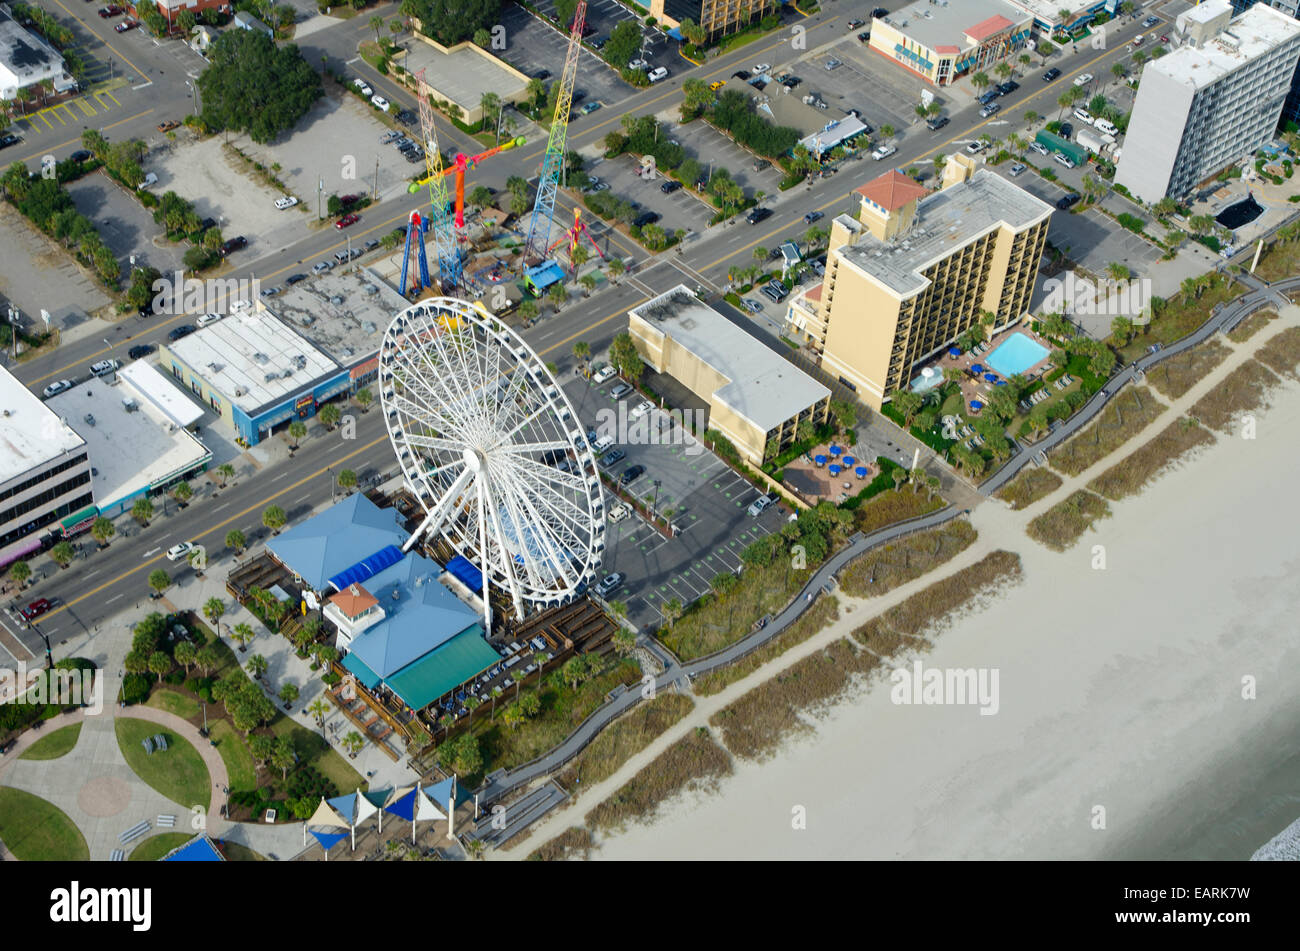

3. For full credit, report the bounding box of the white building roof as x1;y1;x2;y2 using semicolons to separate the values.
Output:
119;359;204;428
877;0;1029;52
798;115;870;157
0;367;86;486
166;309;341;415
1157;3;1300;90
46;378;210;511
629;286;830;432
0;7;66;98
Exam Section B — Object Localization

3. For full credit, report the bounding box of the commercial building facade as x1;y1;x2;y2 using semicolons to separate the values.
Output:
0;369;93;569
628;285;831;466
1115;0;1300;203
1226;0;1300;130
867;0;1032;87
785;160;1052;410
650;0;779;42
0;7;74;101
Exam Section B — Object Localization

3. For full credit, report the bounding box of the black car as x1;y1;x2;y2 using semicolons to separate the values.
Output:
781;75;802;88
128;344;155;360
871;6;887;17
1043;67;1062;82
732;70;750;80
138;301;154;318
69;149;92;162
199;217;217;231
533;69;550;80
926;115;949;131
285;273;307;285
746;207;772;225
857;31;871;42
0;133;19;149
632;210;660;228
660;180;682;194
620;464;645;485
396;110;416;126
571;89;585;103
1058;121;1073;139
601;448;626;467
168;325;196;341
1055;193;1081;211
997;80;1019;95
219;235;247;256
977;89;999;105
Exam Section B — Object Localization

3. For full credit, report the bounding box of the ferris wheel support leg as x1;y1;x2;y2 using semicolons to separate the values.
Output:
477;479;493;636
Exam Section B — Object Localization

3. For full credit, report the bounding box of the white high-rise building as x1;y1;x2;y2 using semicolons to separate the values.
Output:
1115;0;1300;204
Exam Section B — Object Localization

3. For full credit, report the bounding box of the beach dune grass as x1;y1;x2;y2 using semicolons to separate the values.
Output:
19;722;82;760
1187;359;1279;434
1087;417;1216;500
1226;309;1277;344
996;468;1064;510
527;826;594;861
585;728;732;833
1026;490;1112;551
1146;340;1232;401
839;521;978;597
693;595;839;697
1253;326;1300;380
129;832;193;861
115;718;212;810
1049;386;1167;476
851;488;945;535
0;787;89;861
554;693;694;793
876;550;1023;640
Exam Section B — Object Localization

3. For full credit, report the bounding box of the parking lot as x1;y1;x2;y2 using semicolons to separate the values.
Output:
584;153;716;236
499;4;632;111
530;0;672;69
67;171;186;278
0;203;113;333
825;35;930;139
559;372;786;631
656;115;786;196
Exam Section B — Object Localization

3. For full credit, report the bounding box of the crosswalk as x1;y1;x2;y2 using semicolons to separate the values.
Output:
13;81;128;135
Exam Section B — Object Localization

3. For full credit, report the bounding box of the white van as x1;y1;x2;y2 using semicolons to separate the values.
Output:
592;434;615;455
1094;118;1118;137
138;172;158;190
1072;108;1094;125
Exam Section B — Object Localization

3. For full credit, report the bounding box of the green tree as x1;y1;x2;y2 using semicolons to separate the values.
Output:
172;481;193;506
196;30;322;144
287;420;307;448
660;597;683;629
606;19;641;69
133;497;154;524
337;469;358;493
609;331;645;382
50;540;75;568
194;645;221;677
148;568;170;596
203;597;225;628
226;529;246;553
148;651;172;679
174;640;198;673
91;516;116;547
248;653;269;679
971;72;990;91
262;505;287;533
231;623;255;652
892;390;924;427
278;682;299;707
318;404;341;430
354;387;372;412
9;559;30;588
270;737;296;779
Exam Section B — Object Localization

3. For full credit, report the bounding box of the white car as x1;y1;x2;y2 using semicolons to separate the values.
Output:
608;503;631;523
89;359;121;376
41;379;73;398
628;58;649;71
352;78;373;97
630;400;653;420
1073;72;1094;87
871;144;897;160
647;66;668;83
197;312;222;327
274;196;298;210
166;542;194;562
371;94;390;112
592;364;616;384
753;63;771;74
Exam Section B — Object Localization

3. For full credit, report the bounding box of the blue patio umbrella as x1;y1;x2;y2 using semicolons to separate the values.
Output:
984;372;998;383
829;464;842;476
829;445;842;456
948;346;962;357
814;454;828;466
842;455;856;467
854;466;868;478
970;400;984;411
995;379;1008;386
970;364;984;374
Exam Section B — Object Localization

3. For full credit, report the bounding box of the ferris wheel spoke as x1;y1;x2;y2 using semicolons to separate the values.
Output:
481;475;533;606
498;439;572;457
507;462;591;551
402;433;474;456
403;463;475;553
388;393;462;444
507;478;581;590
508;454;587;496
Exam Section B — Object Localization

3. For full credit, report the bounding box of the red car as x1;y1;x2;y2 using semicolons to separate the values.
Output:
335;213;359;229
114;19;135;32
339;194;360;205
97;5;123;16
20;598;52;621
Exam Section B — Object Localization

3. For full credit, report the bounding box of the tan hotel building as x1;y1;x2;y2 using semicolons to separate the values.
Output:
785;159;1052;410
649;0;778;41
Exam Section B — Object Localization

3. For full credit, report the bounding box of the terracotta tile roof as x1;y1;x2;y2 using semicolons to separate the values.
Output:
935;44;961;54
806;284;823;301
329;583;378;619
966;14;1015;42
854;170;929;212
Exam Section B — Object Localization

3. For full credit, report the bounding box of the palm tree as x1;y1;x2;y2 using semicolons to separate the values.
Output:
226;529;246;553
174;640;197;673
490;685;504;719
9;560;30;589
132;497;154;525
203;597;225;628
572;340;591;369
308;697;330;729
369;14;383;43
287;420;306;449
971;72;990;92
91;517;116;548
1024;110;1040;126
262;505;286;534
232;622;254;652
337;469;358;493
217;462;235;488
318;404;341;430
172;481;193;506
278;683;299;708
660;597;683;629
752;245;768;266
1107;261;1130;282
247;654;269;679
50;541;75;568
354;387;372;412
148;568;170;597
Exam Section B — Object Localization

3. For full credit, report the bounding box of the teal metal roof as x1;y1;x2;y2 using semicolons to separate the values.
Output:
385;628;499;711
341;651;383;690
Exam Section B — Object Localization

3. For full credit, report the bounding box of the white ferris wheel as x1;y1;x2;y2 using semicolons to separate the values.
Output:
379;298;606;628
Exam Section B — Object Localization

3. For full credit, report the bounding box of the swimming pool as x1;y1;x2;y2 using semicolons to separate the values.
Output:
1216;196;1264;230
985;332;1050;378
909;371;945;394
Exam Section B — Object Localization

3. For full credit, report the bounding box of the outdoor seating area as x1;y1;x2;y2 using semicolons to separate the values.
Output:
140;734;168;755
783;442;877;503
910;324;1056;418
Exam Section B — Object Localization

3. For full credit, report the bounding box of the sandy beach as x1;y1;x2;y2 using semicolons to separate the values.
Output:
588;374;1300;861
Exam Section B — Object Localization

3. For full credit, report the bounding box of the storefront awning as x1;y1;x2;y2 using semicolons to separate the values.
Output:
60;505;99;533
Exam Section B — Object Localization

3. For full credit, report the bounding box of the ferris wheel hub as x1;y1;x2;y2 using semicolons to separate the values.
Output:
463;447;486;473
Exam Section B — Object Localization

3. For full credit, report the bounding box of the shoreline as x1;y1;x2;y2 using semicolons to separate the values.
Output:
584;371;1300;861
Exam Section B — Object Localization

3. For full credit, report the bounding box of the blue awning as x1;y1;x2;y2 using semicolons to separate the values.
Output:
328;544;406;591
446;554;482;593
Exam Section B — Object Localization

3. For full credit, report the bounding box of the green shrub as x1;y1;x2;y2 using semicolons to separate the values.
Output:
122;673;153;705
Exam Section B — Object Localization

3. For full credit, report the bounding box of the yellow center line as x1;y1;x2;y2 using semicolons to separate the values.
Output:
48;0;150;83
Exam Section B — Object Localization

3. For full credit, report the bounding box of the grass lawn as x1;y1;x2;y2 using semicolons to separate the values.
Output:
465;658;641;781
147;689;199;721
269;717;363;795
0;787;88;861
219;841;267;861
129;832;193;861
210;719;257;795
19;722;81;760
115;717;212;810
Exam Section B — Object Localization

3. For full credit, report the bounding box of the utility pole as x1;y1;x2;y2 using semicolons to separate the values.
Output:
317;177;323;219
373;155;379;201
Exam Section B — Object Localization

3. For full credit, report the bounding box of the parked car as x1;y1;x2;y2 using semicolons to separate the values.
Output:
396;109;417;126
219;235;246;256
620;464;645;485
753;63;771;74
601;448;626;467
732;70;750;80
803;210;823;224
926;115;950;131
114;20;136;32
274;195;298;210
629;400;653;420
979;102;1001;118
197;312;223;327
1052;152;1076;169
1055;193;1081;210
1073;107;1094;126
1073;72;1094;87
594;572;625;596
352;78;373;97
965;140;987;155
1009;162;1027;177
746;207;773;224
371;94;390;112
978;89;999;106
97;6;122;17
335;213;359;229
607;504;631;524
259;286;280;298
1;133;22;149
609;382;633;400
847;18;864;29
1043;67;1062;81
632;210;660;228
128;344;155;360
747;494;776;517
628;58;649;71
592;364;616;384
168;325;196;341
825;58;843;70
285;273;307;286
1029;141;1050;156
741;298;763;313
660;180;682;193
41;379;73;398
871;143;897;160
781;75;802;88
312;261;333;274
1143;15;1160;28
857;30;871;42
647;66;668;83
20;599;52;621
997;80;1019;95
89;358;121;376
156;119;179;133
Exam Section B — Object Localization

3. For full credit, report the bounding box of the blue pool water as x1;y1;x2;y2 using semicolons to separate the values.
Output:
985;332;1049;378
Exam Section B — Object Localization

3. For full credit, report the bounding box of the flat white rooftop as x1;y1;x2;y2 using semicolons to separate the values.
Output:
46;378;210;511
1007;0;1103;26
264;268;408;367
166;309;341;416
0;367;86;486
119;359;203;428
1159;4;1300;89
877;0;1029;51
630;286;830;432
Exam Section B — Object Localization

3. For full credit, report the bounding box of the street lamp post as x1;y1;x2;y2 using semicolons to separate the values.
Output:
651;479;661;520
